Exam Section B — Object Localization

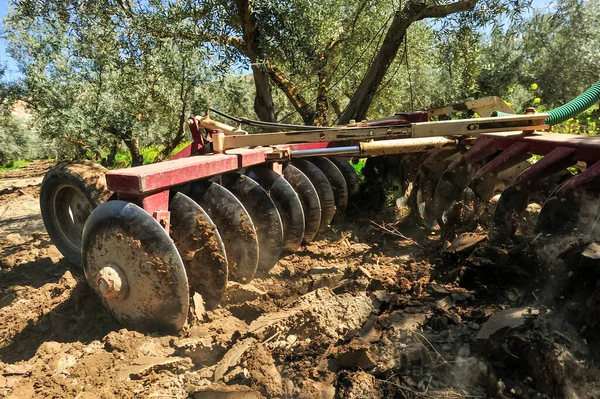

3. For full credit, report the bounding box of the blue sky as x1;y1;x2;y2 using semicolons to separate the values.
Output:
0;0;18;79
0;0;554;81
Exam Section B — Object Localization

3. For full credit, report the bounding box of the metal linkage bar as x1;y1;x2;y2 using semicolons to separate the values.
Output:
292;137;459;158
210;114;549;152
427;96;515;119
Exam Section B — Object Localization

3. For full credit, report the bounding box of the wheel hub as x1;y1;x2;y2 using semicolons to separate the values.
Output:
96;264;128;301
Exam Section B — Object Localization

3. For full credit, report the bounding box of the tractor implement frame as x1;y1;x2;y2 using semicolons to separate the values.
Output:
105;113;549;232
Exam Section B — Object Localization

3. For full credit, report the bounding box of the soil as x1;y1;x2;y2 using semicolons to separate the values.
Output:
1;160;600;398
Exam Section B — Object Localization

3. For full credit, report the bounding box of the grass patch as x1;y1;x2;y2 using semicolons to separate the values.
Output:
351;158;367;180
0;159;32;174
112;142;192;168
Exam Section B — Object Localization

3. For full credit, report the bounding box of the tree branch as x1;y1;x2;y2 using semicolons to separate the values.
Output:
415;0;478;20
263;60;316;125
338;0;479;124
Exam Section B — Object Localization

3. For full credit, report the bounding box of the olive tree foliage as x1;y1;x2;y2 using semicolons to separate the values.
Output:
477;0;600;111
0;64;32;165
5;0;535;170
16;0;531;129
247;0;532;125
5;0;218;165
521;0;600;107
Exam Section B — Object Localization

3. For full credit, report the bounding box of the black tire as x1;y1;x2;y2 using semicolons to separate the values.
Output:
40;161;111;266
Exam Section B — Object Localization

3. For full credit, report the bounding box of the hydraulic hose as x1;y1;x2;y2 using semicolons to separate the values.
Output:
492;79;600;125
545;79;600;125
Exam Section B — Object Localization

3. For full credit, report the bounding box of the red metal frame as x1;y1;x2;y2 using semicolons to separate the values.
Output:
105;118;600;231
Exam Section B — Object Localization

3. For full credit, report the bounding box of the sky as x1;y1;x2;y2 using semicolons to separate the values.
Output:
0;0;554;82
0;0;19;79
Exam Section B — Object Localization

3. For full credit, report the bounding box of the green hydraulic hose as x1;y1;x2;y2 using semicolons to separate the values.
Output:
491;79;600;125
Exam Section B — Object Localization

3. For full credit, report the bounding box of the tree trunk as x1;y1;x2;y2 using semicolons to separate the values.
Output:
101;139;121;167
264;60;316;125
338;0;478;125
235;0;276;122
252;66;276;122
154;109;187;163
314;52;329;126
124;135;143;166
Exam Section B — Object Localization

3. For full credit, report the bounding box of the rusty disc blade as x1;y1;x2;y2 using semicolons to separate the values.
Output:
182;181;259;284
170;192;228;308
244;166;305;253
213;173;283;273
307;157;348;222
283;164;321;244
82;200;189;334
329;157;360;199
292;159;335;234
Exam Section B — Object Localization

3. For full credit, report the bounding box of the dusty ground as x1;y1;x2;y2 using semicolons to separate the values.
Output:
1;161;599;398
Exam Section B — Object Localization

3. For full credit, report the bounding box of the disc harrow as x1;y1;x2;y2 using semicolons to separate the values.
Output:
39;82;600;333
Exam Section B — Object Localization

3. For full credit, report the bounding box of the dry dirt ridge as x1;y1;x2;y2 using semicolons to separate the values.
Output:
1;161;599;399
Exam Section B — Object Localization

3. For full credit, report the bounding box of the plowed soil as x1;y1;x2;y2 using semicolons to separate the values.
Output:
1;161;599;399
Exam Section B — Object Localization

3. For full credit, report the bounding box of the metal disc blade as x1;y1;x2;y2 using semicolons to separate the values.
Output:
432;166;471;227
493;170;573;238
433;151;501;228
292;159;335;234
182;181;259;283
535;186;600;239
283;164;321;244
492;184;530;235
469;160;531;202
307;157;348;222
82;200;189;334
329;157;360;199
170;192;228;308
213;173;283;273
415;151;461;229
244;166;305;253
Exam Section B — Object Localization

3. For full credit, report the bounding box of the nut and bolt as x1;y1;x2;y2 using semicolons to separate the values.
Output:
96;264;129;301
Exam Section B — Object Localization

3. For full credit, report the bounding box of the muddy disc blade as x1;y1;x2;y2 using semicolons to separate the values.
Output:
492;170;571;237
213;173;283;273
415;151;461;229
432;167;471;227
535;186;600;240
469;160;532;202
307;157;348;222
453;160;535;228
244;166;305;253
283;164;321;244
492;184;530;235
182;181;259;283
82;200;189;334
170;192;228;308
329;157;360;199
292;159;335;234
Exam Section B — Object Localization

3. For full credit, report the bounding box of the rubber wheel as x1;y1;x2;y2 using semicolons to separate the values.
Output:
40;161;111;266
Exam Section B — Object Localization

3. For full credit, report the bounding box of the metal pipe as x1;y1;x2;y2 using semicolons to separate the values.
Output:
290;137;458;158
291;146;360;158
359;137;458;156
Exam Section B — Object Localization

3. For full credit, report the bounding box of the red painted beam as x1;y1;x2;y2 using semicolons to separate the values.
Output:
106;142;352;195
106;147;273;194
482;132;600;162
